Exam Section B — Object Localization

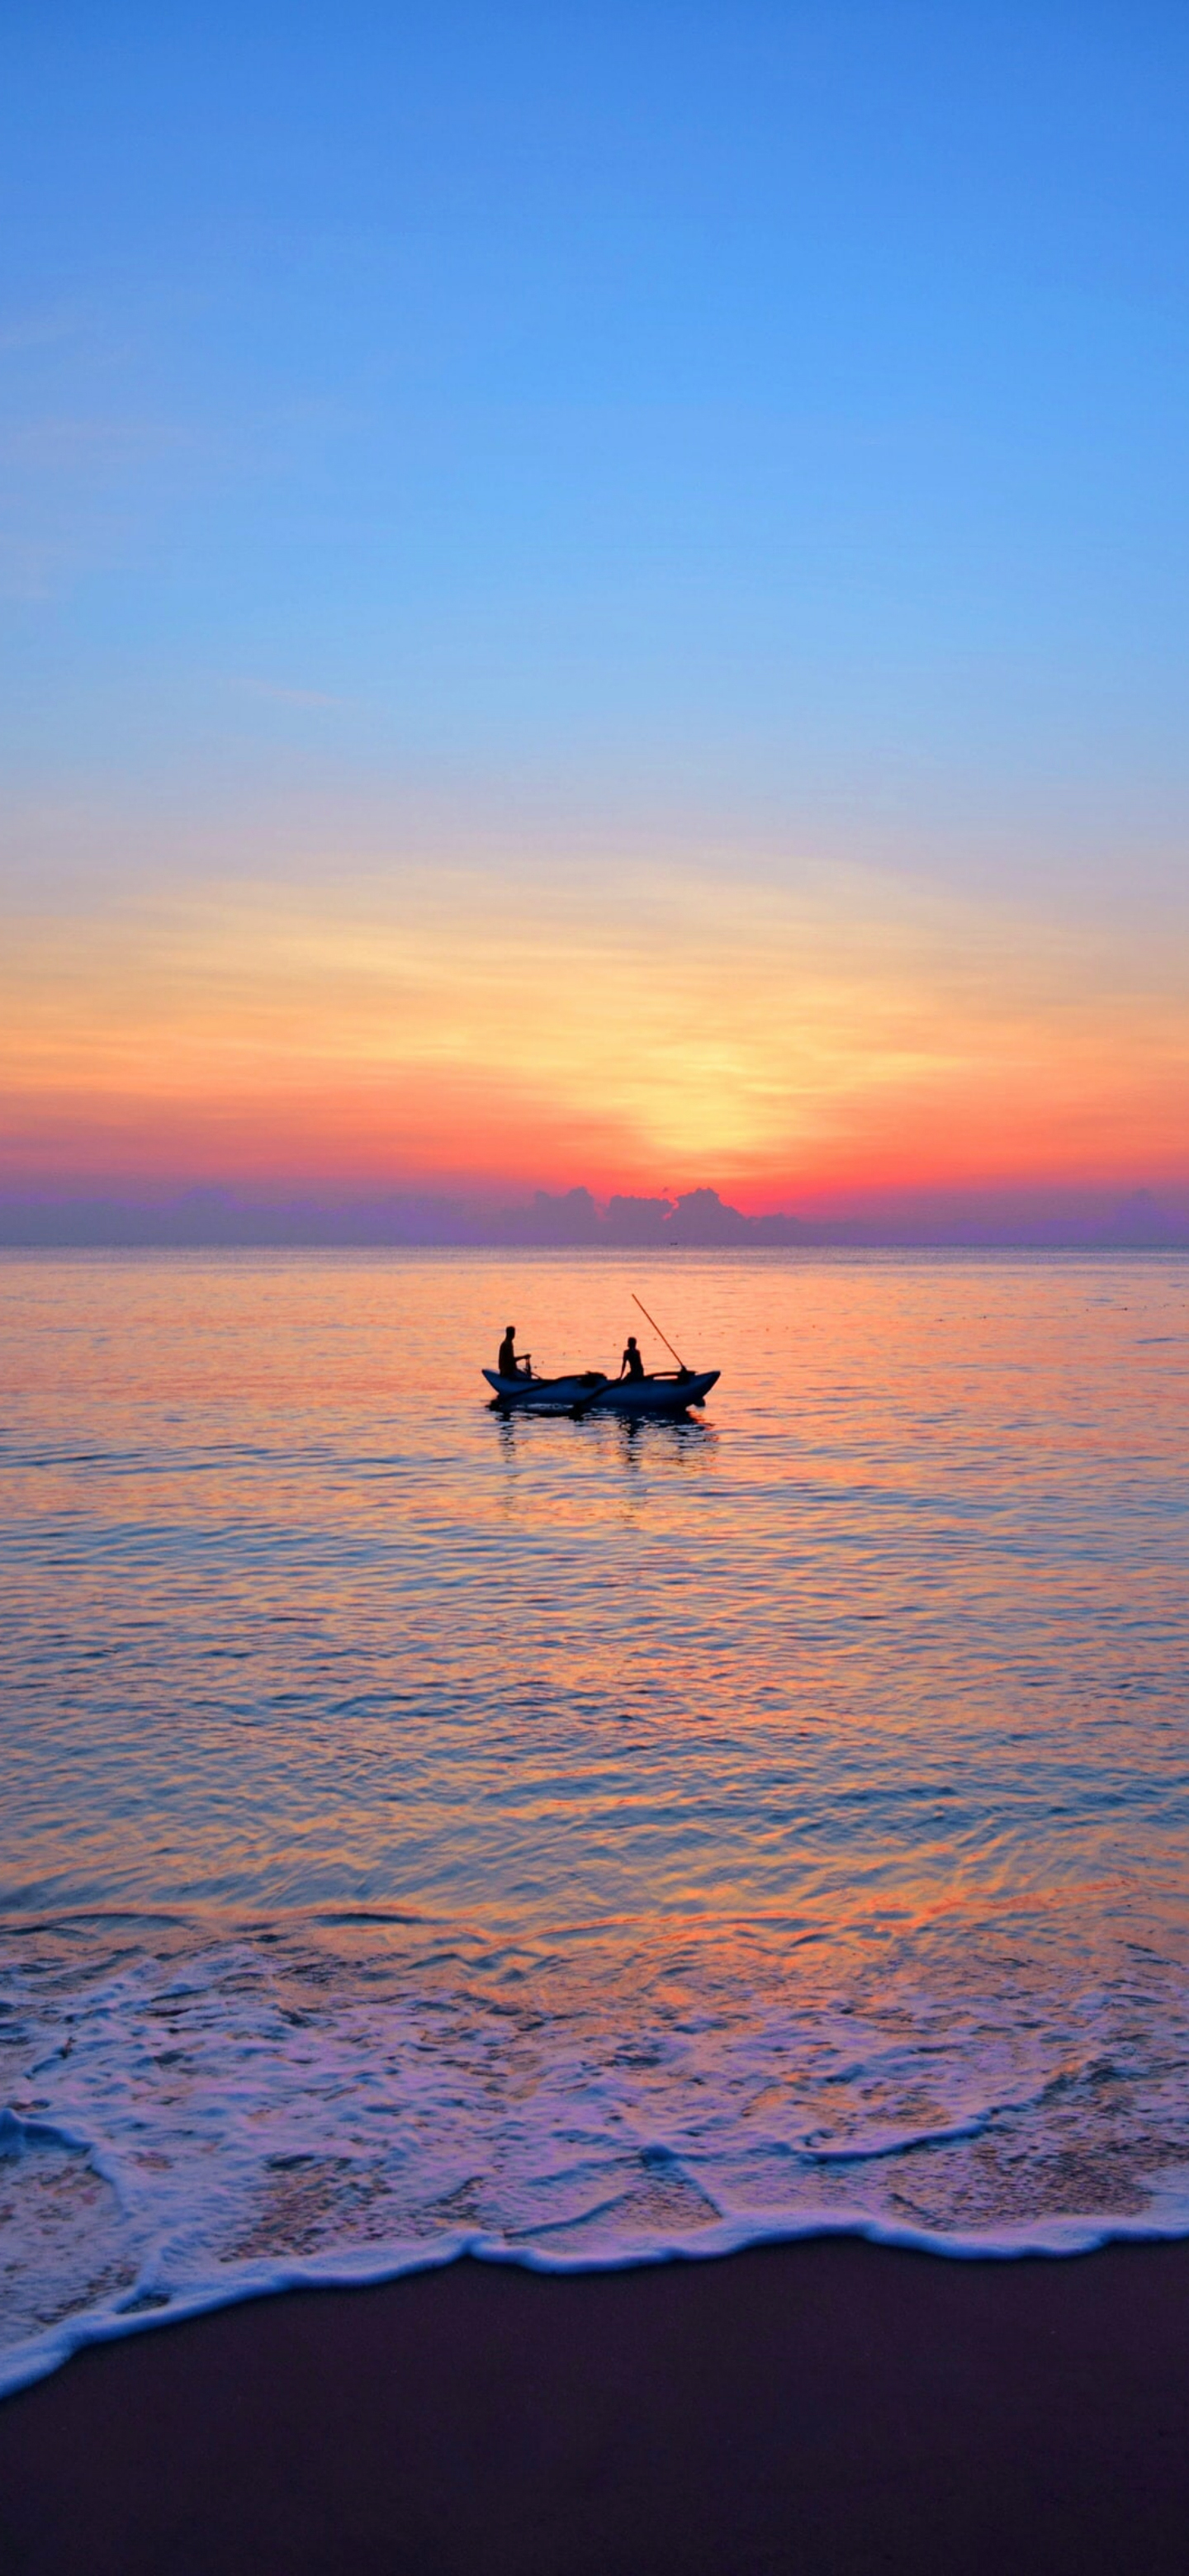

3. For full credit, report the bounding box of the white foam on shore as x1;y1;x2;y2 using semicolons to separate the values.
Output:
7;1921;1189;2402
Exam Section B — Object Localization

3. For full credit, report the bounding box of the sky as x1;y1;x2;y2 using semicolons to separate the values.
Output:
3;2;1189;1235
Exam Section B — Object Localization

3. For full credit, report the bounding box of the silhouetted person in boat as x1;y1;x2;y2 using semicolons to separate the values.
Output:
498;1326;530;1381
619;1333;646;1382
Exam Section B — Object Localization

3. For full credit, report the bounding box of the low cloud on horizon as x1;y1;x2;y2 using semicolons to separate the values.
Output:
3;1180;1187;1252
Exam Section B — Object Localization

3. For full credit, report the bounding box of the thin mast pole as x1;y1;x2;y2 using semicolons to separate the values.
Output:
632;1294;687;1371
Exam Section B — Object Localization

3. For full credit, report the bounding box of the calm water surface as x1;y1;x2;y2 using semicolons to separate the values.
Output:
2;1248;1189;2388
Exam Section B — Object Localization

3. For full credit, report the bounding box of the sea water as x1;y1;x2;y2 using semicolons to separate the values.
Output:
3;1247;1189;2394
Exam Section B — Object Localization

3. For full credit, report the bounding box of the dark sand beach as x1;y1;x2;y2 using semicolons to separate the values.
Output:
3;2237;1188;2575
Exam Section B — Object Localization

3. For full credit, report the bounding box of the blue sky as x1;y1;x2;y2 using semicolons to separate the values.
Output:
6;2;1189;859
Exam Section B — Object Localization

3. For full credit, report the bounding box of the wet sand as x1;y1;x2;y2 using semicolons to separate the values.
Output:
2;2237;1188;2574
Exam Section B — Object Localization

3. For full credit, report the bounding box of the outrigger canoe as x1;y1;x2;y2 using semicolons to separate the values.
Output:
483;1367;720;1415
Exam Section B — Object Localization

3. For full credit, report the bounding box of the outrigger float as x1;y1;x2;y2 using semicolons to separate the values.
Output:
483;1300;720;1417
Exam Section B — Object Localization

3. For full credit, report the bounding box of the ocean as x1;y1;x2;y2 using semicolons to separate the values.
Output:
3;1247;1189;2395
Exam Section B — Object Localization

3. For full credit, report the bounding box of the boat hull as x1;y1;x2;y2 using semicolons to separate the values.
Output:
583;1371;720;1414
482;1368;719;1413
483;1369;608;1408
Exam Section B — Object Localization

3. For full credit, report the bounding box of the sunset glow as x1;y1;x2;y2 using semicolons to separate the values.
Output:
4;853;1188;1213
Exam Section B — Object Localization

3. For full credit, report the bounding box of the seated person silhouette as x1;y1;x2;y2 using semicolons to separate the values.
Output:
498;1325;530;1381
620;1333;646;1382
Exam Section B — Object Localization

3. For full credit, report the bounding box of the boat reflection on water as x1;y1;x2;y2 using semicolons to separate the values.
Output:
491;1397;718;1477
606;1407;718;1480
606;1405;715;1456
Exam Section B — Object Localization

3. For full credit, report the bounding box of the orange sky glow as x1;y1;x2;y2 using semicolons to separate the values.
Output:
4;857;1188;1210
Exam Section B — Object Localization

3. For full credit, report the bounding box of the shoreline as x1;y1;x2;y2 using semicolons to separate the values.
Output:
4;2237;1189;2574
7;2201;1185;2411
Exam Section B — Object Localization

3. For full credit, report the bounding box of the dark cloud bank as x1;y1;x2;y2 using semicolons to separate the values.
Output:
2;1186;1187;1249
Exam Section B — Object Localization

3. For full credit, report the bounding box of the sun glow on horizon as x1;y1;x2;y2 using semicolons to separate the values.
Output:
4;850;1189;1210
